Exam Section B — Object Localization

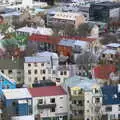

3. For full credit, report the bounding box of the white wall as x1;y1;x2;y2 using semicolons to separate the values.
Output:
102;105;120;120
32;95;69;118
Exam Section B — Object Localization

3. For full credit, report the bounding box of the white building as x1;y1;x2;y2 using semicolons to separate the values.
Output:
16;26;53;36
24;56;52;86
29;86;69;120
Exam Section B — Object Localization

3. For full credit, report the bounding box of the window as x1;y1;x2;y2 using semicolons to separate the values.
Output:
73;90;77;95
106;106;112;112
34;77;38;81
41;63;44;66
34;63;37;67
8;70;12;74
73;100;76;104
50;98;55;103
64;71;67;75
28;63;31;67
118;105;120;111
94;88;99;93
34;70;38;74
43;77;45;80
38;99;43;104
60;97;63;99
60;71;63;75
95;97;100;103
50;108;55;112
78;100;83;106
28;70;31;74
1;70;4;73
43;70;46;74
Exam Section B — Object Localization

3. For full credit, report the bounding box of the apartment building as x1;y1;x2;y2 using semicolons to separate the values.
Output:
47;11;85;28
63;76;102;120
29;86;69;120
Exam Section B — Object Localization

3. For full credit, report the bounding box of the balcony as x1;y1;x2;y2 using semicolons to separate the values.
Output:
37;103;56;109
70;104;84;110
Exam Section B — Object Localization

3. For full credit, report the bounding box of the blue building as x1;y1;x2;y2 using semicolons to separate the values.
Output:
101;85;120;120
2;88;32;119
0;72;16;93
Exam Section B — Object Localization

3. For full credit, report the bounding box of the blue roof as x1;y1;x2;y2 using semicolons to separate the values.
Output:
101;85;120;105
25;56;49;63
63;75;97;91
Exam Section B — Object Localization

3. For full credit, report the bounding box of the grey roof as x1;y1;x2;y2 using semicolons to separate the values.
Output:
63;75;97;91
0;58;24;69
25;56;49;63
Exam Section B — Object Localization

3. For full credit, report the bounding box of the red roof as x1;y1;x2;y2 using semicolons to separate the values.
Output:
29;86;67;97
93;64;117;80
29;34;96;43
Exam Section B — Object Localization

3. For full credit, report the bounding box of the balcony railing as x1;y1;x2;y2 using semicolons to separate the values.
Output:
37;103;56;109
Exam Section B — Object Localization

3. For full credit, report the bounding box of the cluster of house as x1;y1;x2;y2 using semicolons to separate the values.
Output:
0;0;119;120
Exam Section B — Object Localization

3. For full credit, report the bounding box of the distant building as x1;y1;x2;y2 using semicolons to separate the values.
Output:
29;86;69;120
89;2;120;22
2;88;32;119
47;11;85;28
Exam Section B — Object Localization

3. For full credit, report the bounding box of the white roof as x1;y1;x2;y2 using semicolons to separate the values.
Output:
11;115;34;120
2;88;31;99
36;51;58;59
16;26;53;35
106;43;120;48
103;49;117;54
53;12;83;20
74;40;88;48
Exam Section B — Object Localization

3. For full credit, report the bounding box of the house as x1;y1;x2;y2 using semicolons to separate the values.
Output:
93;64;117;84
16;26;53;36
24;56;52;86
0;58;24;85
47;11;85;28
63;75;102;120
57;39;89;56
29;86;69;120
0;71;16;92
100;43;120;64
101;85;120;120
1;88;32;119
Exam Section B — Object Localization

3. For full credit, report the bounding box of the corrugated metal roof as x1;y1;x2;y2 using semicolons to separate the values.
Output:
2;88;32;100
24;56;49;63
29;86;67;97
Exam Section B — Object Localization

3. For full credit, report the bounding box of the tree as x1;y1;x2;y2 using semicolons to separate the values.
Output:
76;23;91;37
63;24;76;36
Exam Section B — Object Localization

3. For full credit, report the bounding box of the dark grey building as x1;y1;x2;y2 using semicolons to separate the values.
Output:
89;2;120;22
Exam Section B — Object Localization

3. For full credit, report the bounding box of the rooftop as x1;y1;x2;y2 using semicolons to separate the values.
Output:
102;85;120;105
93;65;117;80
16;26;53;36
24;56;49;63
2;88;32;100
29;86;67;97
63;75;97;91
58;39;88;47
